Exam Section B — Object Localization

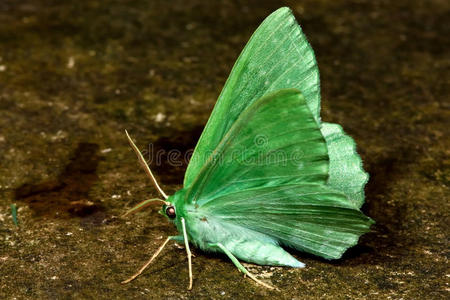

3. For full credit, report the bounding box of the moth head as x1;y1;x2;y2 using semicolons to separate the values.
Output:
162;203;176;219
161;189;186;222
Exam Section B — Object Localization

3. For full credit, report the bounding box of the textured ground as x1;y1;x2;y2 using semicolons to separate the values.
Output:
0;0;448;299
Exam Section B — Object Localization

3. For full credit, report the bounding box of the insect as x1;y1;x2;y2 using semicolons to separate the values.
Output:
121;7;374;290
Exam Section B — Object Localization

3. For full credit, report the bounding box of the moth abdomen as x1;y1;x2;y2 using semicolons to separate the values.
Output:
218;237;304;268
182;210;304;268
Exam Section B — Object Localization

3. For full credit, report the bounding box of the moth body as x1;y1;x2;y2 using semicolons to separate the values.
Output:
169;189;304;267
122;7;373;290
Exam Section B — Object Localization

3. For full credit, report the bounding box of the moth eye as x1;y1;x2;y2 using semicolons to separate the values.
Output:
165;206;176;219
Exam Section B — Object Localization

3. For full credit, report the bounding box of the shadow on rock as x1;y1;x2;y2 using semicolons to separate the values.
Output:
15;142;104;218
362;145;423;258
142;126;204;185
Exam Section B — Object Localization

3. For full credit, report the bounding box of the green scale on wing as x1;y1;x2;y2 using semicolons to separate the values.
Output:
168;89;372;266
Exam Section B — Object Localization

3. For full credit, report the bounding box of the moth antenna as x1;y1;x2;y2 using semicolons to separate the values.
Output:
181;217;193;290
125;130;168;199
121;198;169;218
121;236;172;284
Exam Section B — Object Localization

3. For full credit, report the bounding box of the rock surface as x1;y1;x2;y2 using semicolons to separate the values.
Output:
0;0;448;299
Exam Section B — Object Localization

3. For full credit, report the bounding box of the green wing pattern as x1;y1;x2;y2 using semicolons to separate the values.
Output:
321;123;369;208
184;7;321;187
201;184;373;259
175;7;373;261
185;89;328;205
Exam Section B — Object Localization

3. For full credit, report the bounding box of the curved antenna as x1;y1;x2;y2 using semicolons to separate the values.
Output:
125;130;168;199
121;198;169;217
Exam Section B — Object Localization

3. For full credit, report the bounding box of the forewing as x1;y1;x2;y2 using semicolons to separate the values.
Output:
184;7;320;187
185;89;328;205
201;183;374;259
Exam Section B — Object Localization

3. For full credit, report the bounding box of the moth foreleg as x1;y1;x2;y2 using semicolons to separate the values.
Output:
181;217;193;290
121;235;176;284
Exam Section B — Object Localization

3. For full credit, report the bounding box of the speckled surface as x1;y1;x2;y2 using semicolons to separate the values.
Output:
0;0;448;299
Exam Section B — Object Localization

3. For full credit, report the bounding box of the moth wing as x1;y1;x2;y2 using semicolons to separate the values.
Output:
201;183;374;259
184;7;320;187
320;123;369;208
185;89;328;204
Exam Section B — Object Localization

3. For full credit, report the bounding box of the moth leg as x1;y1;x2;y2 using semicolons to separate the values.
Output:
211;243;276;290
181;217;193;290
121;235;177;284
172;243;197;257
169;235;185;242
168;235;191;253
170;236;197;257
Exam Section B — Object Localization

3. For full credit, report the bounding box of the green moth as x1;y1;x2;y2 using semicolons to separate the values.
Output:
122;7;373;290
